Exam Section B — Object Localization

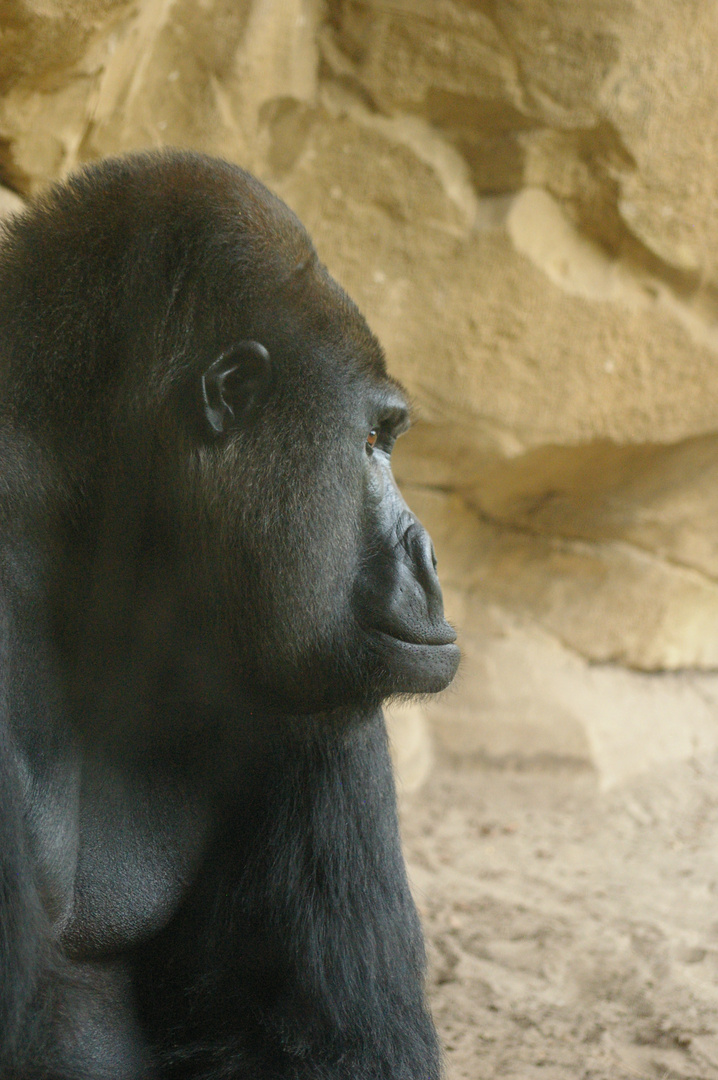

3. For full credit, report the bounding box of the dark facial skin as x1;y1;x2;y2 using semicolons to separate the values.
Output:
0;151;458;1078
353;390;459;692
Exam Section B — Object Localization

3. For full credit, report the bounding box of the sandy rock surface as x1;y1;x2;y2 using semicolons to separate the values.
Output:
402;758;718;1080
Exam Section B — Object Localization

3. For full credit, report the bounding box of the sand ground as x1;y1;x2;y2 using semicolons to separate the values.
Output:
401;755;718;1080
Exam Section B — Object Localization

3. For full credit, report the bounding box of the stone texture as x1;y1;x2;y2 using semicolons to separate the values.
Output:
405;484;718;673
423;606;718;791
2;0;718;782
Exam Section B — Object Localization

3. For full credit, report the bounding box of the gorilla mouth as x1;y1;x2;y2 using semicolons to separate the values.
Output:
377;625;458;648
373;630;461;694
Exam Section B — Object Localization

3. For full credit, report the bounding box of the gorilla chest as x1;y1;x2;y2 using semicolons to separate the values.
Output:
56;759;211;958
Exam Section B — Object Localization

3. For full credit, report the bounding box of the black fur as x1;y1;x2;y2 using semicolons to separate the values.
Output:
0;151;459;1078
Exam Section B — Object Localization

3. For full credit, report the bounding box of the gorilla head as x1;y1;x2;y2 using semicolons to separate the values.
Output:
0;151;459;719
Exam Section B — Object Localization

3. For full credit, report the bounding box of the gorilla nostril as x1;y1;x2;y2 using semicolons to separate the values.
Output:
403;523;439;580
395;514;416;548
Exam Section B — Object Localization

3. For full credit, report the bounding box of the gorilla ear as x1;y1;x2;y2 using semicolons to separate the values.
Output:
201;341;272;436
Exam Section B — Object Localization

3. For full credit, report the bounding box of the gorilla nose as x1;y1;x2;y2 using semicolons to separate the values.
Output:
377;520;457;647
400;522;439;593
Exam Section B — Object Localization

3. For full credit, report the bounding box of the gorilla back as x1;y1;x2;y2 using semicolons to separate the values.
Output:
0;152;459;1079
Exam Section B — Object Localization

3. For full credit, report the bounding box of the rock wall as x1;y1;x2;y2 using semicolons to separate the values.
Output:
2;0;718;784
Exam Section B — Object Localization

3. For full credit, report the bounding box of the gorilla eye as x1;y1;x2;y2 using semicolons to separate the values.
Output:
366;429;378;454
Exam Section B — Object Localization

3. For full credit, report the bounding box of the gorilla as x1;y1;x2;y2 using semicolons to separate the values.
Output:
0;151;459;1079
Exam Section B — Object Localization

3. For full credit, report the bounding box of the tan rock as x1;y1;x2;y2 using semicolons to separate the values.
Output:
274;105;718;462
426;603;718;789
327;0;718;291
403;483;718;673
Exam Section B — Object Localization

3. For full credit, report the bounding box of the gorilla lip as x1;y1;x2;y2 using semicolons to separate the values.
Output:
374;625;458;648
374;634;461;693
373;630;460;669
